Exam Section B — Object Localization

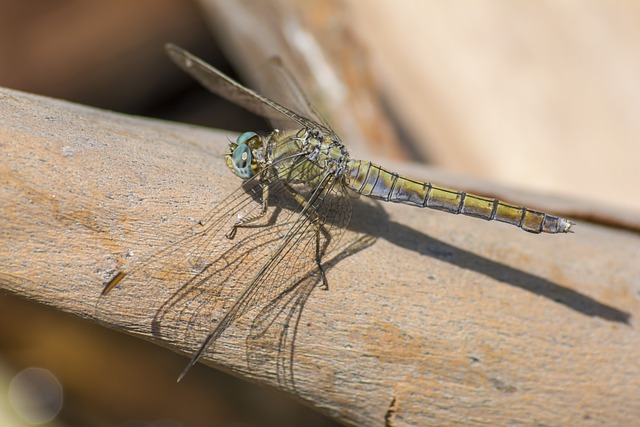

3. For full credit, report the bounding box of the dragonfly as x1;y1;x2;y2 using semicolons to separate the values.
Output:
100;43;573;387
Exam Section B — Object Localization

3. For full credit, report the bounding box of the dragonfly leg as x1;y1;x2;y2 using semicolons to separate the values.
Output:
226;182;270;239
315;223;329;290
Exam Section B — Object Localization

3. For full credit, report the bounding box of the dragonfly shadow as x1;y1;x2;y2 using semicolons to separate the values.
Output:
349;199;630;324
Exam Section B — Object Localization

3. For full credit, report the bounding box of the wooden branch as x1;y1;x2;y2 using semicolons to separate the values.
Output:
1;87;638;426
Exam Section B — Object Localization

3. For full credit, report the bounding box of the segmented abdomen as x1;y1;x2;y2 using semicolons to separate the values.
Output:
346;160;572;234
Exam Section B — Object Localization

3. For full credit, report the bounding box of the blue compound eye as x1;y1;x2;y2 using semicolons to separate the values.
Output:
236;131;258;145
232;143;253;178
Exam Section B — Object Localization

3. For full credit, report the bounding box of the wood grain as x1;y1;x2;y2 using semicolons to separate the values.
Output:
1;88;638;426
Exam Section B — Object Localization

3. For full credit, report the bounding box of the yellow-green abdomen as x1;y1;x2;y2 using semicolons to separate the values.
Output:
345;160;572;234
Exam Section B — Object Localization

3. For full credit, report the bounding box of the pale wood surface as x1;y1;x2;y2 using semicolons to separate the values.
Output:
1;88;639;426
350;0;640;213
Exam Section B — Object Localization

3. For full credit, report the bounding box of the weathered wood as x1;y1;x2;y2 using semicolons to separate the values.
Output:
1;88;638;426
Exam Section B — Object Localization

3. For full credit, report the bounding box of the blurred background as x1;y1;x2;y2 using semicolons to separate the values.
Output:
2;1;639;426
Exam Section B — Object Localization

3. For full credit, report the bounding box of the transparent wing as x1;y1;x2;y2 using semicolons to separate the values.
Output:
241;177;352;389
166;43;320;131
175;172;353;385
96;154;352;388
258;57;334;133
95;166;290;341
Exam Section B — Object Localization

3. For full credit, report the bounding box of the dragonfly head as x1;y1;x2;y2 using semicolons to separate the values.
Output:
226;131;261;179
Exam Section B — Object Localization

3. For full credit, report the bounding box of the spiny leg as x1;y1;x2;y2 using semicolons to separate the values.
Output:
314;220;330;289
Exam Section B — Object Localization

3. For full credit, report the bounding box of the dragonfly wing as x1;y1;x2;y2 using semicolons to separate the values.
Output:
165;44;318;131
258;57;334;134
243;177;353;389
176;168;353;388
95;163;303;352
97;153;352;387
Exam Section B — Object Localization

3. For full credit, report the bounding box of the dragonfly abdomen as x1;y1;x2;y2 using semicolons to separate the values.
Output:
346;160;572;234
